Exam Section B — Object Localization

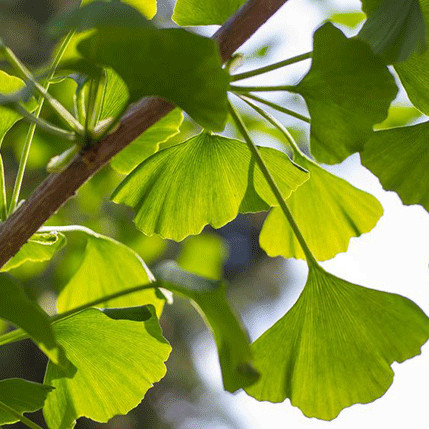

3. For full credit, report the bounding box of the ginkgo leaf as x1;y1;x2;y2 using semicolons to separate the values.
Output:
375;104;422;129
293;23;397;164
394;0;429;115
260;154;383;261
0;70;29;146
172;0;246;26
361;121;429;212
57;231;164;315
0;274;70;370
43;306;171;429
111;109;184;174
0;379;53;425
154;261;259;392
330;11;366;28
359;0;426;63
81;0;157;20
1;232;66;272
245;264;429;420
111;133;308;241
77;27;229;131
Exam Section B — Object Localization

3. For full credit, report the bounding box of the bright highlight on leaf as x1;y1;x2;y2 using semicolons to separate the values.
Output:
172;0;246;26
154;261;259;392
77;27;229;131
359;0;426;63
57;231;164;315
260;154;383;261
294;23;397;164
111;109;184;174
361;121;429;212
245;265;429;420
112;132;308;241
0;378;53;425
80;0;157;20
1;231;66;272
0;274;70;369
43;306;171;429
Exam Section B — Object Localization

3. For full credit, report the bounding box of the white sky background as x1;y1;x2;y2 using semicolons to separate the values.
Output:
188;0;429;427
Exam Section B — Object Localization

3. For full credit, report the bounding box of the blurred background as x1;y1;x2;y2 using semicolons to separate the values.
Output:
1;0;428;428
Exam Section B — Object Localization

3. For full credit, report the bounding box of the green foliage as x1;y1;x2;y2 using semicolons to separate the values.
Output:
260;154;383;261
293;23;398;164
329;11;366;28
81;0;157;19
245;264;429;420
112;132;308;241
0;379;53;425
44;306;171;428
361;121;429;211
154;261;259;393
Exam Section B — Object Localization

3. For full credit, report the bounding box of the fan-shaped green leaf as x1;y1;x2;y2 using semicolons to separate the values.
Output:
0;379;53;425
172;0;245;26
82;0;157;20
361;121;429;212
245;265;429;420
0;274;70;369
111;133;308;241
57;232;164;315
294;23;397;164
154;261;259;392
260;154;383;261
394;0;429;115
1;232;66;272
111;109;183;174
77;28;229;131
359;0;426;63
43;306;171;429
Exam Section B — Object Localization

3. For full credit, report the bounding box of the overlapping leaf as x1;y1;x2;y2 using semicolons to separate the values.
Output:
111;109;183;174
245;265;429;420
154;261;259;392
0;379;53;425
0;274;69;369
57;232;164;315
1;232;66;272
293;23;397;164
172;0;246;26
111;132;308;241
44;306;171;429
260;154;383;261
361;121;429;212
359;0;426;63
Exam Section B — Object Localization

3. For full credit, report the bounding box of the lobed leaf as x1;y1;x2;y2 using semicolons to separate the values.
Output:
57;231;164;315
43;306;171;429
1;231;66;272
154;261;259;392
294;23;397;164
0;378;53;425
172;0;246;26
111;132;308;241
245;265;429;420
260;154;383;261
361;121;429;212
359;0;426;63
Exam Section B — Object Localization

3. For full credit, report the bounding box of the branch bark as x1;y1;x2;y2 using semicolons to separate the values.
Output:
0;0;289;267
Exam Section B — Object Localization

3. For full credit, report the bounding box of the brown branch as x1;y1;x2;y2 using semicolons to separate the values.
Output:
0;0;289;267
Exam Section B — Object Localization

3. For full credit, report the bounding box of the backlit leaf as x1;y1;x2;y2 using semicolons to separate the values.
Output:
330;11;366;28
359;0;426;63
1;232;66;272
57;231;164;315
172;0;245;26
294;23;397;164
111;109;183;174
260;154;383;261
82;0;157;20
375;104;422;129
43;306;171;428
154;261;259;392
0;379;53;425
245;264;429;420
361;121;429;212
111;132;308;241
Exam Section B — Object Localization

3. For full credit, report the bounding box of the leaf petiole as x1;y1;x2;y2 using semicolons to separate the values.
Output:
230;51;312;82
230;84;297;93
